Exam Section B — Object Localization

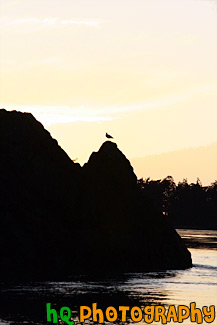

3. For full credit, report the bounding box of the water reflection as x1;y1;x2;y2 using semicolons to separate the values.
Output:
0;270;181;324
0;230;217;325
177;229;217;249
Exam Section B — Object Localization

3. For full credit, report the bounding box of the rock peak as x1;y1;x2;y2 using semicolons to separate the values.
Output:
84;141;137;184
97;140;127;161
97;141;121;159
99;140;117;150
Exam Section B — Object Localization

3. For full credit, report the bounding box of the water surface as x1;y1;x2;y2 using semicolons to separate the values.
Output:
0;229;216;324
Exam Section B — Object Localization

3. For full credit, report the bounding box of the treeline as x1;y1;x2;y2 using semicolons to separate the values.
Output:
138;176;217;230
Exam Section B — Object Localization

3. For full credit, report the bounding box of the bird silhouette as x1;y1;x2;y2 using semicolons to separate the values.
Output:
106;132;113;139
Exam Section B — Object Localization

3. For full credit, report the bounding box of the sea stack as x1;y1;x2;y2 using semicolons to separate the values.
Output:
0;109;192;281
81;141;192;272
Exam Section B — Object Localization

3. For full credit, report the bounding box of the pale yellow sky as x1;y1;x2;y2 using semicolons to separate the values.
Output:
0;0;217;183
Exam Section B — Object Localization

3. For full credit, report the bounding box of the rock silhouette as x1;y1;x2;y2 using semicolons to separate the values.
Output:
0;109;192;281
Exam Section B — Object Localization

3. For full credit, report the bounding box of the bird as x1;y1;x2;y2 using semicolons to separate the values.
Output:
106;132;113;139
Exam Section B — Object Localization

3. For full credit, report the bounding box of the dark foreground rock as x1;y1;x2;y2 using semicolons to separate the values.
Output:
0;109;192;281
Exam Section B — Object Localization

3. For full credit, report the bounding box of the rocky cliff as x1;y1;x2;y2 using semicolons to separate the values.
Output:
0;109;192;280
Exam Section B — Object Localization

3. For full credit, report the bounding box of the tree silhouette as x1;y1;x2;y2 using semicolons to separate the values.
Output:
138;177;217;230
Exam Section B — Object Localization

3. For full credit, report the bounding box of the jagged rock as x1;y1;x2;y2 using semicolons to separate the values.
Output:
0;109;81;280
81;141;192;272
0;109;192;281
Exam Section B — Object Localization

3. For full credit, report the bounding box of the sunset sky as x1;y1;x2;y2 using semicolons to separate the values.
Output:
0;0;217;184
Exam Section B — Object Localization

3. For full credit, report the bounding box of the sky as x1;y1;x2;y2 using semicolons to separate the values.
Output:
0;0;217;184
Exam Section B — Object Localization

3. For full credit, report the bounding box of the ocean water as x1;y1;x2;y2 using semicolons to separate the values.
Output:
0;229;216;324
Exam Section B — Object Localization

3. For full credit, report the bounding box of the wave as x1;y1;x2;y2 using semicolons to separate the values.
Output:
193;263;217;271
